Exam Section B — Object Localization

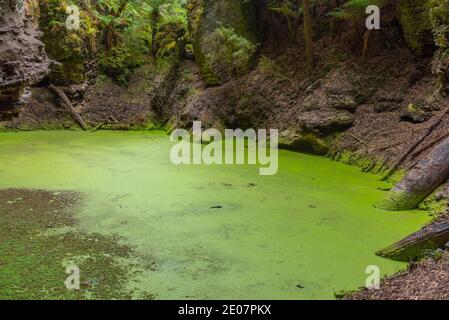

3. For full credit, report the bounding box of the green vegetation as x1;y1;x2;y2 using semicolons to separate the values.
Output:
0;131;432;299
205;26;256;81
269;0;303;41
394;0;449;58
430;0;449;49
36;0;449;85
0;189;154;299
6;0;449;300
329;0;384;57
95;0;187;84
268;0;313;68
39;0;187;85
397;0;432;54
187;0;258;85
430;0;449;91
39;0;98;84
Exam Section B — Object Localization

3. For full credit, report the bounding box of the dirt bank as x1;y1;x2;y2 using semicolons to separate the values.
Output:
345;240;449;300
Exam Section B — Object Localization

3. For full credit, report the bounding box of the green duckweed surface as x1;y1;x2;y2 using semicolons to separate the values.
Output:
0;131;431;299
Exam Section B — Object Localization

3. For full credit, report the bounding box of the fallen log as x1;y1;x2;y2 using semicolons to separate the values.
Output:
380;104;449;181
376;219;449;261
376;136;449;210
49;84;88;131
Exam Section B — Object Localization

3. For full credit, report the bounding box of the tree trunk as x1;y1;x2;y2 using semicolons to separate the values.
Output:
268;11;275;46
376;136;449;211
377;219;449;261
302;0;313;70
381;105;449;181
362;30;371;57
49;85;88;131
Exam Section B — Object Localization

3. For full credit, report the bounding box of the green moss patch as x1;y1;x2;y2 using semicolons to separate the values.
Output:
0;131;433;299
0;189;154;299
397;0;433;54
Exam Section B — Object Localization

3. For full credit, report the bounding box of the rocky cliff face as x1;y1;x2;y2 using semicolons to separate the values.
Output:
0;0;50;118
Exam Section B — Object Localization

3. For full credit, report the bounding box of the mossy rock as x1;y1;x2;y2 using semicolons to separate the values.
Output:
430;0;449;49
396;0;449;54
279;130;331;155
154;19;187;62
187;0;259;85
400;103;430;123
49;60;85;85
39;0;91;85
99;47;135;86
430;0;449;92
397;0;433;55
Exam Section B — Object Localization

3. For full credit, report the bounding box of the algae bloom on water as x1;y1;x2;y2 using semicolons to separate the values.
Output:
0;131;430;299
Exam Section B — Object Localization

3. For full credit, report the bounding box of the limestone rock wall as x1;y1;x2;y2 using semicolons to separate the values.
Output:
0;0;50;117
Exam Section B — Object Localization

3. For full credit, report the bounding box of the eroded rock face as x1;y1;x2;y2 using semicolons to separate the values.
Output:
297;108;354;134
0;0;50;115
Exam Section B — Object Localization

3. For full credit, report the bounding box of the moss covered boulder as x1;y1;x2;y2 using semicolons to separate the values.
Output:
39;0;95;85
279;129;331;155
187;0;258;85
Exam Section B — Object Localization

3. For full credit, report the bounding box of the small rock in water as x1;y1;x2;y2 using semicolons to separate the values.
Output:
247;183;256;187
210;205;223;209
401;103;431;123
296;283;305;289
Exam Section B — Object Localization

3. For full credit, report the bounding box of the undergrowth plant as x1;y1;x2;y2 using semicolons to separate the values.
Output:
328;0;384;57
205;26;256;82
39;0;98;84
95;0;187;85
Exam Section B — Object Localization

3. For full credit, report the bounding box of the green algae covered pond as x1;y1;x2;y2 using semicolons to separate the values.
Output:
0;131;431;299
